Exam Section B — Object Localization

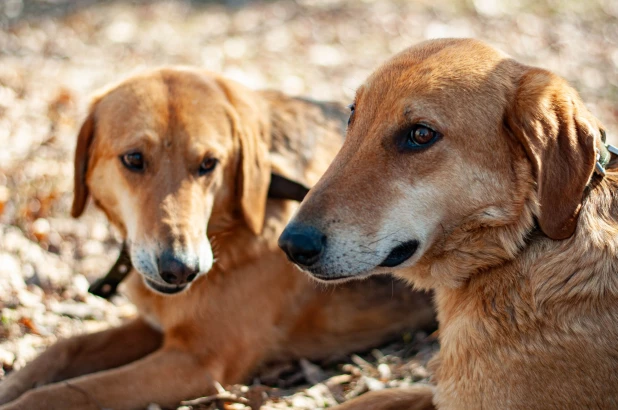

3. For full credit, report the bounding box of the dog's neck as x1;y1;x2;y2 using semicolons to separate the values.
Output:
434;173;618;338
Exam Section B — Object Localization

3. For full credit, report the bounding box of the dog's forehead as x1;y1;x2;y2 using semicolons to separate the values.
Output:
362;39;511;106
94;71;235;148
95;78;168;134
351;40;516;141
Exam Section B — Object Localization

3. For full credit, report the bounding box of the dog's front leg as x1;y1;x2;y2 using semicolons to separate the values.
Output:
0;318;162;405
0;347;222;410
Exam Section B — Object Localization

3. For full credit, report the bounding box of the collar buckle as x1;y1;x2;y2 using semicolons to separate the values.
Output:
594;129;616;177
607;144;618;156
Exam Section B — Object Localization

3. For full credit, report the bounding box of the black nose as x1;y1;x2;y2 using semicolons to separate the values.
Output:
278;223;326;267
158;251;199;285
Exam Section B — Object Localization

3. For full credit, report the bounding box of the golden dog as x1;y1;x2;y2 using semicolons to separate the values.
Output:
0;68;436;410
280;38;618;409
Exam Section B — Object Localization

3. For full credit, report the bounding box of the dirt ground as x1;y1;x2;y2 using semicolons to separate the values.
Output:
0;0;617;409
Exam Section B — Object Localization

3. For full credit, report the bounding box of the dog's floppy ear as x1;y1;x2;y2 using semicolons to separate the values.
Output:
216;77;271;235
506;67;599;240
71;107;97;218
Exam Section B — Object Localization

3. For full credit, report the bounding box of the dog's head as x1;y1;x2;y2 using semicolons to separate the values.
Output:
280;38;603;289
73;68;271;294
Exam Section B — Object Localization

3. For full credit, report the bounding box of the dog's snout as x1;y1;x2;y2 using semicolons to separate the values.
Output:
278;223;326;267
158;251;199;285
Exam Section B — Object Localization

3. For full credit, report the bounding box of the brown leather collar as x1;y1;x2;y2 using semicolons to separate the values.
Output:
88;172;310;299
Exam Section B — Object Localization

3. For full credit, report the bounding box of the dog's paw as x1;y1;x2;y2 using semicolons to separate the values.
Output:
0;395;33;410
0;379;27;406
0;388;52;410
0;383;101;410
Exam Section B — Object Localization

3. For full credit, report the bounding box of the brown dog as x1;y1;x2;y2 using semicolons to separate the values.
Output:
280;38;618;409
0;68;436;410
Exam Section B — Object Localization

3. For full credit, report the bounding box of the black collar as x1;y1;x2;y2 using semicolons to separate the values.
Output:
267;173;310;202
88;172;310;299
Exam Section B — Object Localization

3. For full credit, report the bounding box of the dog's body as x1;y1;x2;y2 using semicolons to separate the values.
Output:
0;68;435;410
280;39;618;409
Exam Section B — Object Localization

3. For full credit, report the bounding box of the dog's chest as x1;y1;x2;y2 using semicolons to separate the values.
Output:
433;298;618;410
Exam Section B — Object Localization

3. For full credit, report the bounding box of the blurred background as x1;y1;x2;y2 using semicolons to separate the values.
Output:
0;0;616;408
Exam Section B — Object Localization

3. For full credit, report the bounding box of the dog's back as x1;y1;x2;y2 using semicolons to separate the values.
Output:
261;90;348;186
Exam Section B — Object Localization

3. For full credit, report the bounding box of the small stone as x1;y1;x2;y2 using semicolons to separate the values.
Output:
378;363;391;381
51;301;103;320
31;218;50;242
0;253;24;296
0;348;15;368
81;240;105;257
291;395;316;409
305;383;338;407
72;274;90;295
364;376;386;391
14;335;41;368
15;288;42;308
90;222;109;242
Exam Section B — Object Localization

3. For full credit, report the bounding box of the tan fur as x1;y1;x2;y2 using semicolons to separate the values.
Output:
0;68;435;410
284;39;618;409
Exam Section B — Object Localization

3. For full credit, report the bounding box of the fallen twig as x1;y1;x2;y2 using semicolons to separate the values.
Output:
180;392;249;406
181;383;250;408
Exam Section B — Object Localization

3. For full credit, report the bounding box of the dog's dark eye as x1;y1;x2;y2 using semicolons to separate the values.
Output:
199;157;218;176
120;152;145;172
406;125;441;149
347;103;355;126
